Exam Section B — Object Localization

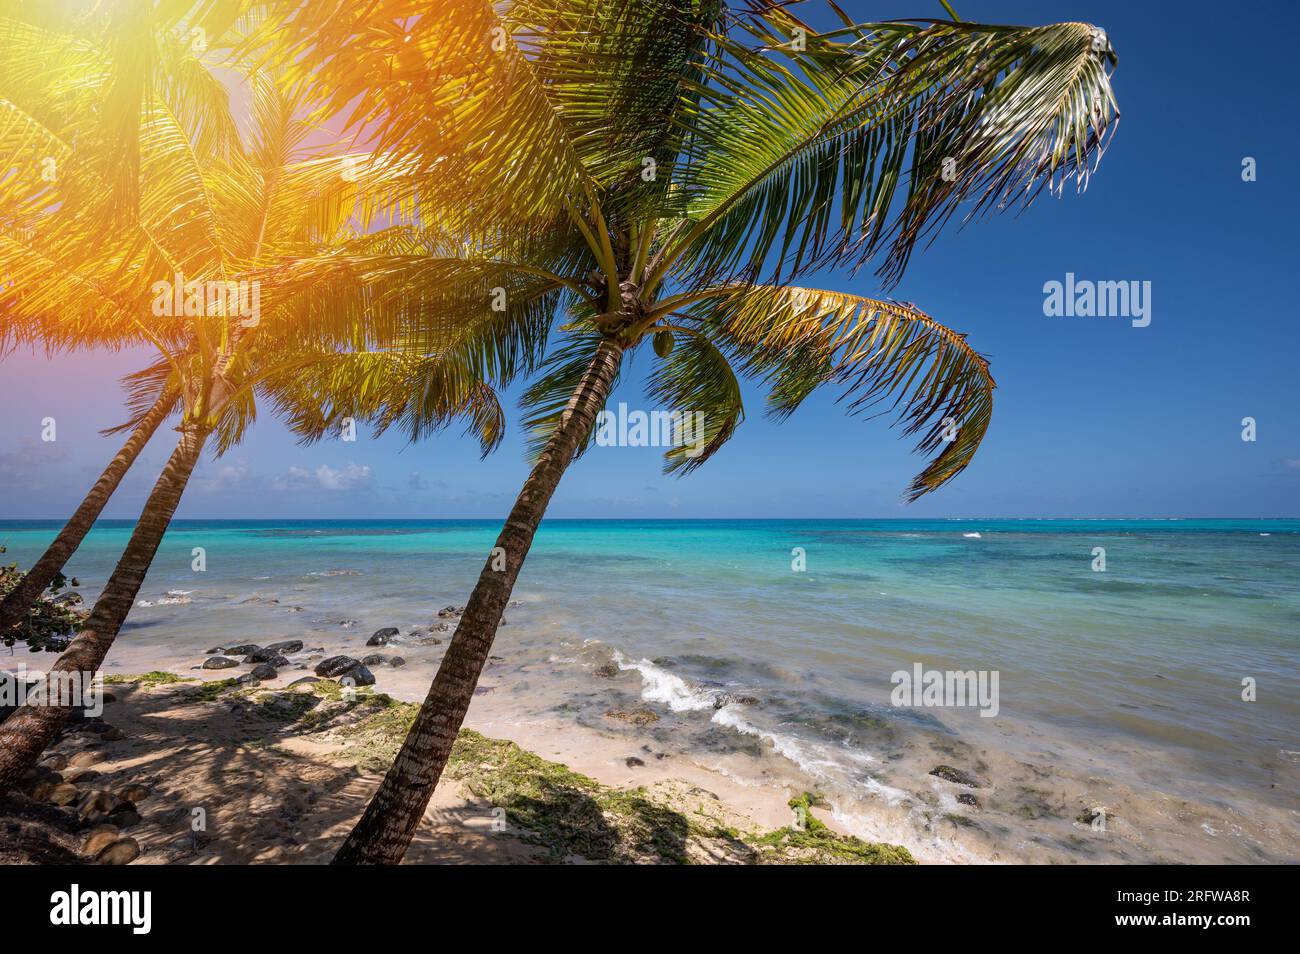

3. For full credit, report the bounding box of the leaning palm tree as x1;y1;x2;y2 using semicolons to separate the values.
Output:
0;0;244;636
261;0;1119;863
0;35;505;789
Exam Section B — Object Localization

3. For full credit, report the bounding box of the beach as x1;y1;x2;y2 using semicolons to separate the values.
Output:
3;518;1298;863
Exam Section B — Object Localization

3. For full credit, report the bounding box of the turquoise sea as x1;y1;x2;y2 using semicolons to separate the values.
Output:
3;518;1297;862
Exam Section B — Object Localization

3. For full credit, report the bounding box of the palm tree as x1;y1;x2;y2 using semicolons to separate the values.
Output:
0;12;505;789
256;0;1120;863
0;0;239;636
257;0;1121;863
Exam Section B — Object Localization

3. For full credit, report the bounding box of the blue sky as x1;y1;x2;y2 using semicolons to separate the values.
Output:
1;0;1296;520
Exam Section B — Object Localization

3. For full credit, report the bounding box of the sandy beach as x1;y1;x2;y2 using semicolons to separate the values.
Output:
3;671;915;865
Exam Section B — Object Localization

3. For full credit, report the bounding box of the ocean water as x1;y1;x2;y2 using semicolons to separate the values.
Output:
3;518;1297;862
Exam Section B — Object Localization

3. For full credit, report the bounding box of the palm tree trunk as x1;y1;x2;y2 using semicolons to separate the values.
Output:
0;392;173;637
333;337;625;864
0;422;208;794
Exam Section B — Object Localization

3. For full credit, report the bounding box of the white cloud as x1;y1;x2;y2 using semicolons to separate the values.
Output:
274;462;373;492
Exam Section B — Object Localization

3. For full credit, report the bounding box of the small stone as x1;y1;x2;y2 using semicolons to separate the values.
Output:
367;627;399;647
95;837;140;865
29;780;58;800
929;765;981;788
40;753;70;771
593;663;620;678
287;676;321;688
361;654;387;666
222;644;262;657
314;655;361;678
956;793;980;808
67;751;100;768
388;657;406;668
604;707;660;726
77;790;128;820
68;769;101;784
118;783;151;803
244;662;280;681
342;665;376;688
83;826;120;857
202;656;239;670
107;810;142;829
712;693;759;708
625;757;646;768
244;646;289;663
436;605;462;619
49;782;80;806
266;640;304;655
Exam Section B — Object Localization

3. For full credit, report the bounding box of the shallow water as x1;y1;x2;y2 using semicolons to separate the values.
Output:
4;518;1297;862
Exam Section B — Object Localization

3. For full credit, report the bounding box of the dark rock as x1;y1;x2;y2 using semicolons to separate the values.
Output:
287;676;321;688
605;707;660;726
202;656;239;670
314;655;361;678
340;665;375;688
593;663;620;678
106;810;142;829
248;662;280;681
625;757;645;768
436;605;463;619
222;644;262;657
361;654;387;666
956;793;980;808
713;692;759;709
244;646;292;663
388;657;406;668
266;640;304;655
367;627;399;647
929;765;981;788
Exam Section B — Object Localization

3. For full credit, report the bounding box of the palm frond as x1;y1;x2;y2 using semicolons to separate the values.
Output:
670;13;1118;286
644;328;744;474
693;283;994;498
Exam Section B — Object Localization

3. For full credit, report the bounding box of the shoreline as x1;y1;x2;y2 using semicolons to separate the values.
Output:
9;601;1296;865
3;673;914;865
